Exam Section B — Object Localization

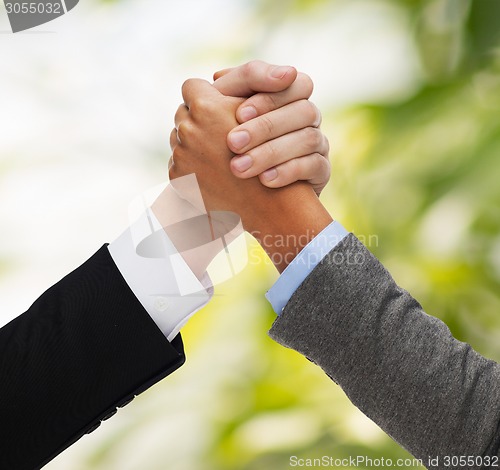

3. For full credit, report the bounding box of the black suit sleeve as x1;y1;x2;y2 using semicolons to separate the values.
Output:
0;245;186;470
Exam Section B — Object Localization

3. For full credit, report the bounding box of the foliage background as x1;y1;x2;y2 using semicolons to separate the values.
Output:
1;0;499;469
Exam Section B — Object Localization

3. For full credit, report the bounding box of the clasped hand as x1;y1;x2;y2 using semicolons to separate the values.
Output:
169;60;331;233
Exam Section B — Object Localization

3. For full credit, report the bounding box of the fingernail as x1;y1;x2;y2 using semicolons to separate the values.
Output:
228;131;250;150
239;106;258;122
262;168;278;181
270;66;291;79
232;155;253;172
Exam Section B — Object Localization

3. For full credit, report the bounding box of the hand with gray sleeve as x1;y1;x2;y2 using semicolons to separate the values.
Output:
172;77;500;469
268;233;500;468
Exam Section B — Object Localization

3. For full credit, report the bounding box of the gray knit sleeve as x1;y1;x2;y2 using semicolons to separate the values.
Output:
269;234;500;468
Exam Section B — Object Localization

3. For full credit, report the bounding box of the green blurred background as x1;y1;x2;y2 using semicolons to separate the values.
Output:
1;0;500;469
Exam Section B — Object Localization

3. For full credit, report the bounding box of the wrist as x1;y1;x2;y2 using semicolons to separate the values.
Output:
246;182;333;273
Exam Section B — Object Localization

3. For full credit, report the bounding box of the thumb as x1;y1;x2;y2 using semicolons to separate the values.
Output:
213;60;297;97
181;78;223;109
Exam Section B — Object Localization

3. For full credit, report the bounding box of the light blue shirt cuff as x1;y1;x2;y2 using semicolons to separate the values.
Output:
265;221;348;314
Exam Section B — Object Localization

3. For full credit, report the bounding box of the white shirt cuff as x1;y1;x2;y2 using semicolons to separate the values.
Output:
108;209;211;341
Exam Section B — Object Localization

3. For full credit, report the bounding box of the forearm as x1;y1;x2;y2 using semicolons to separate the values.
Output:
269;234;500;465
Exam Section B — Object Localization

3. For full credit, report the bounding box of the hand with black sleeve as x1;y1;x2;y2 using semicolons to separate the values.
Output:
0;60;332;470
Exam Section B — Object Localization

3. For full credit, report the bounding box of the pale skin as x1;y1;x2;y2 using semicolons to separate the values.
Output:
169;61;333;273
212;61;331;195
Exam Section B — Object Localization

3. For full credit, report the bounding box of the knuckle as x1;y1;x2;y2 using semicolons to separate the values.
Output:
171;147;182;163
181;79;194;98
314;152;331;179
174;104;184;122
304;127;323;150
176;122;187;142
262;92;278;111
169;159;179;180
249;59;266;70
190;96;212;114
315;106;323;127
287;157;301;180
243;60;258;77
247;92;279;115
300;100;320;126
176;121;194;143
263;140;279;164
323;134;331;155
296;72;314;97
258;115;275;136
169;148;191;179
169;129;178;149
